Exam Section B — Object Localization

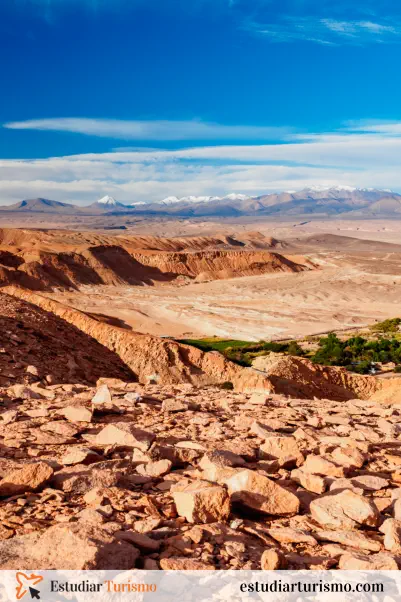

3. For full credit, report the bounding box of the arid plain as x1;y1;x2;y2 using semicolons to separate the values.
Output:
37;217;401;342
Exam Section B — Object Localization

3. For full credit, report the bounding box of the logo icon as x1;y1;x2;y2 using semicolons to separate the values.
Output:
15;572;43;600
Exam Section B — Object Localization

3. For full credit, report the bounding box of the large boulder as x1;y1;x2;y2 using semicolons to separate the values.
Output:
0;462;53;497
224;469;300;516
173;483;230;524
310;490;380;529
0;523;139;569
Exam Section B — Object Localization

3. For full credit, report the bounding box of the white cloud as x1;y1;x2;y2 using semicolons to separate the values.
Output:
2;122;401;204
249;17;401;45
344;120;401;135
4;118;290;141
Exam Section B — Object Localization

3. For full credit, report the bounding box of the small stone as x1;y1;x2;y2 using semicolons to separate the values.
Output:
92;384;112;405
261;549;284;570
95;423;155;451
251;420;285;437
77;508;105;525
136;459;172;478
175;441;206;451
379;518;401;553
199;450;245;469
8;384;43;400
115;530;160;552
338;552;398;570
24;409;49;418
162;398;187;412
61;448;101;466
0;411;18;425
133;517;162;533
260;436;304;467
61;405;93;423
393;498;401;521
40;421;78;438
248;393;269;406
173;484;230;524
0;525;15;540
377;418;399;437
315;530;381;552
267;527;317;545
302;455;345;478
83;487;110;506
350;475;389;491
329;479;364;495
224;469;300;516
0;462;53;497
160;558;215;570
291;468;326;494
331;446;366;469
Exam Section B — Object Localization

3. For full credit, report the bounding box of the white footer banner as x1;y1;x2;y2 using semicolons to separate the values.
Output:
0;570;398;602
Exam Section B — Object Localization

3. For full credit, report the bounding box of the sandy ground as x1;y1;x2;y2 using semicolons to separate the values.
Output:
50;248;401;341
2;214;401;243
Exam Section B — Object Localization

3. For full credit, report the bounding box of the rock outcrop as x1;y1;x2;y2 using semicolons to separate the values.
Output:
0;291;135;386
252;353;401;403
0;227;313;291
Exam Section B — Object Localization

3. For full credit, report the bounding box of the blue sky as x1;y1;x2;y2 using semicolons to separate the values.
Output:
1;0;401;203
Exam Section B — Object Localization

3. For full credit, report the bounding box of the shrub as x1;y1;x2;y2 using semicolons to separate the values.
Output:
287;341;305;356
371;318;401;334
220;381;234;390
352;361;374;374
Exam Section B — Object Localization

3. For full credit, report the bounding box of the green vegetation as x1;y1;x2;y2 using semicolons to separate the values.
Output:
311;332;401;374
370;318;401;334
180;319;401;375
180;338;253;353
179;337;304;367
220;381;234;390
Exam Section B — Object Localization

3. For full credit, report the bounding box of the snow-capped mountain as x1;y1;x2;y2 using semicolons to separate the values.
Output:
303;186;393;194
140;186;401;217
6;186;401;218
157;193;250;205
96;195;118;206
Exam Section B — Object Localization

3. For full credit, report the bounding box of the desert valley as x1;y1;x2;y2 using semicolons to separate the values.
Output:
0;187;401;571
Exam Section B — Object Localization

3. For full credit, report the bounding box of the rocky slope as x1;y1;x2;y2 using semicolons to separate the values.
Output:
0;228;283;251
253;354;401;404
4;285;401;402
0;292;134;386
2;286;272;391
0;378;401;570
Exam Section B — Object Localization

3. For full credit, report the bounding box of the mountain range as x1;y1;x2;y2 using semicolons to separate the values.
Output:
1;187;401;217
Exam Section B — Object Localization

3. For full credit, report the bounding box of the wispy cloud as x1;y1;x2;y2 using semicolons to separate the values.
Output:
344;120;401;135
247;17;401;45
2;121;401;203
4;118;291;141
7;0;401;46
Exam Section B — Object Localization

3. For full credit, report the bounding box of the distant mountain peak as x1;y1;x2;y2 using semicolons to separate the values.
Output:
157;193;250;205
97;195;118;205
303;185;393;194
